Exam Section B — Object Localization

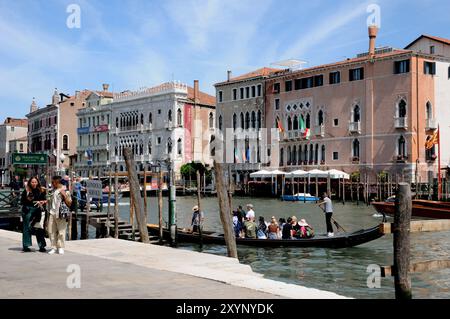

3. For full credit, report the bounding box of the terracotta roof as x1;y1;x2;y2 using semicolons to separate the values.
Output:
268;49;413;80
216;67;281;86
3;117;28;127
93;90;114;98
405;34;450;49
186;86;216;107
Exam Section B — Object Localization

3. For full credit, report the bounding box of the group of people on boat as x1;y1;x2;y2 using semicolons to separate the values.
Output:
188;193;335;240
231;205;316;240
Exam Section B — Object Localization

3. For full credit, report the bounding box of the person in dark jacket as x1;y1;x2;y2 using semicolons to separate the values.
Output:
21;176;47;252
282;217;293;239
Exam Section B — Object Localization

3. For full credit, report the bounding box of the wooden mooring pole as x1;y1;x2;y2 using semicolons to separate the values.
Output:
197;170;203;248
214;162;237;259
393;183;412;299
124;148;150;243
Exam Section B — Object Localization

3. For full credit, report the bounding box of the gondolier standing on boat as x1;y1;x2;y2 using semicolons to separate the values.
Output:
191;205;204;233
318;193;334;237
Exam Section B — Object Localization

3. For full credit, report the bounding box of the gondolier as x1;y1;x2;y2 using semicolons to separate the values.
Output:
191;205;204;233
318;192;334;237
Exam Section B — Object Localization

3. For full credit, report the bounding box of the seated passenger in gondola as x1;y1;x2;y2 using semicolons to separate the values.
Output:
232;210;242;238
282;217;293;239
243;217;257;239
267;216;280;239
291;216;302;239
257;216;268;239
298;219;315;238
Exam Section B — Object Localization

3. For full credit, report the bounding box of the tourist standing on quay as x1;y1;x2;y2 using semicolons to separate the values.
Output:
318;193;334;237
20;176;47;252
10;175;23;197
48;176;72;255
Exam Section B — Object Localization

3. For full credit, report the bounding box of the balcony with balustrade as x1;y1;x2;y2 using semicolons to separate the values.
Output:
348;121;361;134
425;118;437;131
394;117;408;129
314;125;325;137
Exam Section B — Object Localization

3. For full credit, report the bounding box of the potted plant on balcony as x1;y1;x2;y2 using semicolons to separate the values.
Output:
352;156;360;163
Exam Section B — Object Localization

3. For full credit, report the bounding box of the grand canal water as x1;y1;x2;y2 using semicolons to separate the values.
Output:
115;195;450;299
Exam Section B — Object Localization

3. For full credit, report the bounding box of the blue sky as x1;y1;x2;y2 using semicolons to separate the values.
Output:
0;0;449;119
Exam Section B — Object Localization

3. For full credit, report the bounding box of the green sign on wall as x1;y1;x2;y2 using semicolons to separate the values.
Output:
12;153;48;165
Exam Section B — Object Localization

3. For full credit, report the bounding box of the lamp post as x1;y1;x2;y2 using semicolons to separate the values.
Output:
59;153;66;176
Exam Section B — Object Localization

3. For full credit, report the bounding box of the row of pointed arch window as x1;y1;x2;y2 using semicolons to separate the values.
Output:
232;111;262;131
115;109;184;129
114;138;183;157
280;144;326;166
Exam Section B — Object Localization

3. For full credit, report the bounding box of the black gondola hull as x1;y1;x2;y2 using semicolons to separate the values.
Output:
147;224;384;249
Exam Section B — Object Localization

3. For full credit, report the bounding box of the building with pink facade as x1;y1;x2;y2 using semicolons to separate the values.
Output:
216;27;450;184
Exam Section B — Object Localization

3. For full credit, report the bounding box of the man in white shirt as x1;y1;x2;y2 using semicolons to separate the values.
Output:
245;204;255;221
318;193;334;237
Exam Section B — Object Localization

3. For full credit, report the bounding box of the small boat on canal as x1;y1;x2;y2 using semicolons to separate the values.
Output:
372;199;450;219
147;223;384;248
281;193;320;202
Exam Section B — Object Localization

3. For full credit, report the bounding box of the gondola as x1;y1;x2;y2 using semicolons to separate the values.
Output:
147;223;384;248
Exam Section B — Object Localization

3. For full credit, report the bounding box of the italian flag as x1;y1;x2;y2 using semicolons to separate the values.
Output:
304;128;311;140
299;116;310;139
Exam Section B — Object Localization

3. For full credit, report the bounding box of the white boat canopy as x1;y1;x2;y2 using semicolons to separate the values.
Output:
305;169;329;178
269;169;288;176
250;170;272;178
325;169;350;180
290;169;308;177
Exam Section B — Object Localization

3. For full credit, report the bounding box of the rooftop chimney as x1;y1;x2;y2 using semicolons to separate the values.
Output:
194;80;199;104
102;83;109;91
368;25;378;57
227;70;232;81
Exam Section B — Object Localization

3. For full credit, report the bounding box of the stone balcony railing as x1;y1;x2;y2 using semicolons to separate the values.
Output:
394;117;408;129
425;118;437;130
348;121;361;134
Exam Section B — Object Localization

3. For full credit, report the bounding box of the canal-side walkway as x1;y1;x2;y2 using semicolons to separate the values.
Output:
0;230;347;299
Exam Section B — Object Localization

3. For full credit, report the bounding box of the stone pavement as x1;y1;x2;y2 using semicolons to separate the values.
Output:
0;230;347;299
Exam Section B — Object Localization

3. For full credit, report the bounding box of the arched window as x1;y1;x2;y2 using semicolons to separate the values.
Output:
233;113;237;131
318;110;324;126
209;112;214;129
240;113;244;129
62;135;69;151
304;145;308;163
353;105;361;122
139;141;144;155
116;118;119;128
177;109;182;126
245;112;250;129
398;136;406;157
314;144;319;164
149;113;153;125
218;115;223;131
279;148;284;166
309;144;314;163
287;116;292;131
287;146;291;165
306;113;310;128
167;137;172;153
398;100;407;118
148;140;152;155
177;138;182;155
321;145;326;163
251;111;256;129
140;114;144;125
353;139;360;158
292;145;297;165
426;101;432;119
168;110;172;122
298;145;302;162
293;115;299;130
257;111;262;130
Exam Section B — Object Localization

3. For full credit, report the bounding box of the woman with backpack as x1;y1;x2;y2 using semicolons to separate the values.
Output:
298;219;315;238
47;176;72;255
